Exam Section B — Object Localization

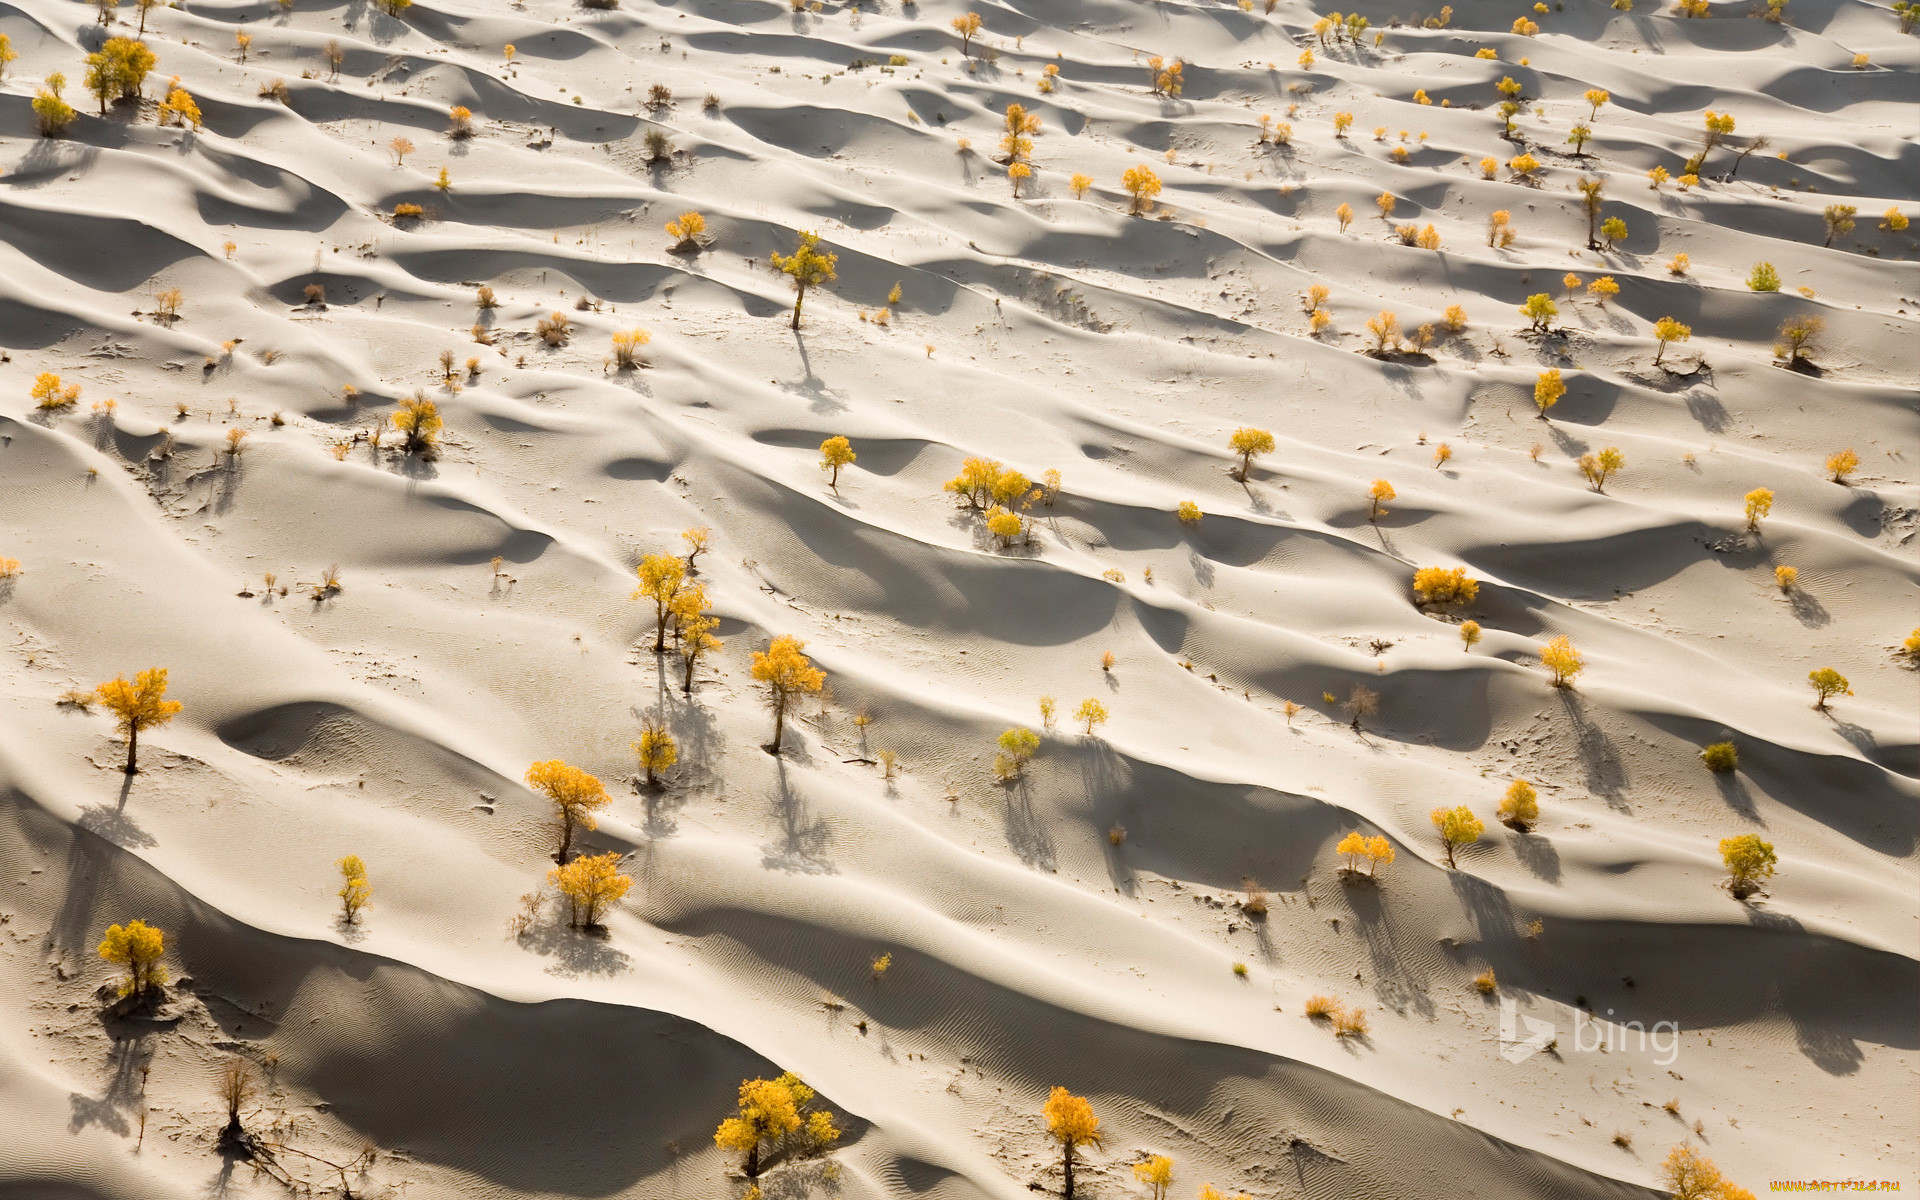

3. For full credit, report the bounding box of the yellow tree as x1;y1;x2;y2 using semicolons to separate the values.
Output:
1365;479;1395;522
94;668;183;774
1806;667;1850;709
1364;835;1395;876
337;855;372;924
950;11;983;55
1075;698;1108;735
632;553;687;653
1335;831;1368;872
1743;487;1773;532
994;727;1040;781
753;636;824;752
1824;448;1858;483
1132;1156;1173;1200
1497;780;1538;830
82;37;155;115
548;850;632;928
1044;1087;1101;1200
1540;635;1583;687
634;721;677;787
1652;316;1691;366
1661;1144;1752;1200
98;919;167;1001
1534;369;1566;418
1718;834;1776;900
1519;293;1557;332
666;210;707;250
393;394;442;454
524;759;611;862
1122;164;1162;214
672;584;723;695
1228;427;1274;481
715;1073;837;1177
1429;805;1484;868
820;435;856;487
772;231;838;330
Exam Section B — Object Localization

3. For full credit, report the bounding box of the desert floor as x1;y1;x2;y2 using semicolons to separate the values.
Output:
0;0;1915;1197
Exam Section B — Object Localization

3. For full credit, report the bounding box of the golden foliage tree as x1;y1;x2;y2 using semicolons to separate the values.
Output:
772;231;838;330
1824;448;1858;483
1228;427;1274;481
1132;1155;1173;1200
1365;836;1394;875
950;11;982;54
32;371;81;410
1460;620;1483;651
820;435;856;487
753;636;824;752
94;667;182;774
98;919;167;1000
1044;1087;1101;1200
1662;1144;1755;1200
548;850;632;928
1652;316;1691;366
393;394;442;455
634;721;677;787
672;583;723;695
1412;566;1477;606
995;726;1040;781
525;759;611;862
1718;834;1776;900
1540;634;1583;687
666;210;707;250
1773;315;1822;363
632;553;687;653
611;328;651;368
1743;487;1772;532
1075;698;1108;735
1498;780;1538;830
1579;446;1624;493
83;36;155;115
337;855;371;924
1534;368;1566;417
1519;293;1557;332
1336;831;1368;872
33;73;78;136
1429;805;1484;868
716;1073;838;1178
1122;164;1162;214
1368;479;1395;522
1806;667;1850;709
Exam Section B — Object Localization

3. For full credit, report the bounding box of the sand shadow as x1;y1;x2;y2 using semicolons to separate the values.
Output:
1711;771;1759;820
999;774;1055;871
1342;877;1435;1019
517;910;634;979
1785;588;1830;628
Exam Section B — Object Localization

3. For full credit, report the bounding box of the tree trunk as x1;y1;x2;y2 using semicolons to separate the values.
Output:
791;284;807;331
124;725;139;774
746;1143;761;1178
654;606;668;653
770;698;786;753
1062;1143;1075;1200
558;816;574;863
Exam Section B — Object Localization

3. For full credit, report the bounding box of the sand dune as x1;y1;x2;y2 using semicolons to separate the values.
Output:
1;0;1914;1195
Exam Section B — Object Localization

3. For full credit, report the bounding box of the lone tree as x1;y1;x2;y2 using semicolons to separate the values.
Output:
1540;635;1584;687
1661;1144;1753;1200
1228;427;1274;481
1044;1087;1101;1200
1652;316;1691;366
1075;698;1108;735
672;584;723;695
524;759;611;862
1806;667;1850;709
98;920;167;1002
548;850;632;928
1497;780;1538;830
772;231;838;330
94;668;182;774
819;435;856;488
753;635;824;752
1743;487;1773;533
634;721;677;787
1430;805;1484;868
337;855;372;925
1122;164;1162;214
715;1073;840;1178
632;553;687;653
950;11;983;55
1343;684;1378;731
392;394;442;455
1718;834;1776;900
1368;479;1395;522
1132;1156;1173;1200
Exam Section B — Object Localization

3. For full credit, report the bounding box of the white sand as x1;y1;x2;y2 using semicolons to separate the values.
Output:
1;0;1915;1195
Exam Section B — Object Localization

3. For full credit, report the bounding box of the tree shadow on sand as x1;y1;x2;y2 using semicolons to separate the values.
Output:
1558;691;1630;812
761;762;835;875
1342;877;1435;1019
517;910;634;980
1744;906;1864;1076
1509;829;1561;883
